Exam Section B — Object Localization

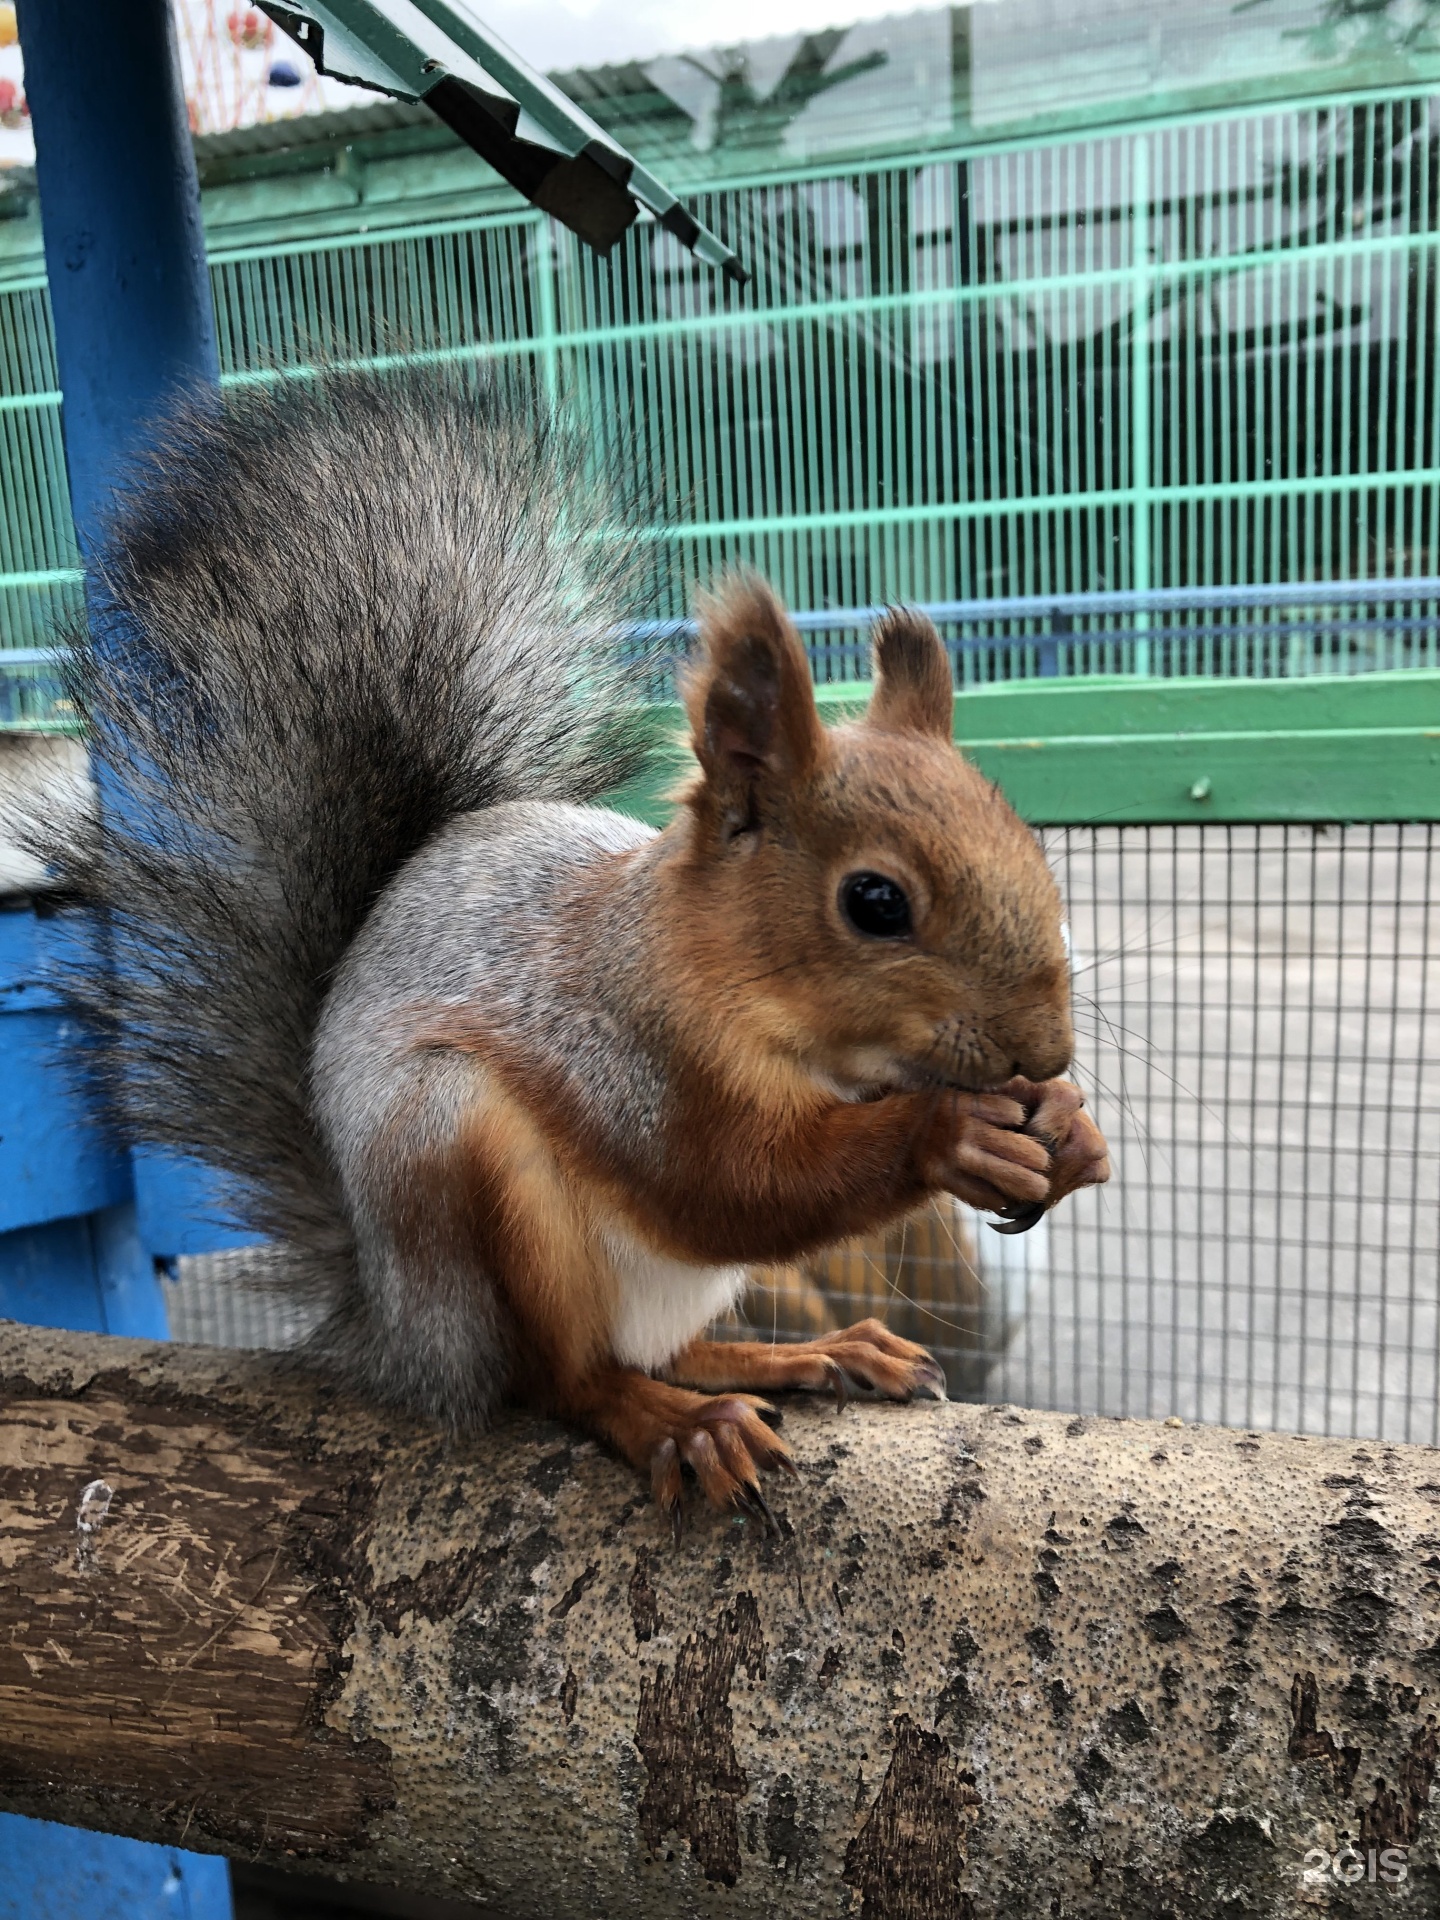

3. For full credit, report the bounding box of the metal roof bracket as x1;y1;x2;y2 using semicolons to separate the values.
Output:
261;0;746;277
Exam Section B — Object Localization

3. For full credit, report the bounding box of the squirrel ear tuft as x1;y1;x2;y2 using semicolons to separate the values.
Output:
684;576;824;807
867;608;953;741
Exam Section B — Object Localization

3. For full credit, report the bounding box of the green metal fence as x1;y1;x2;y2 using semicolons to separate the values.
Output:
2;82;1439;683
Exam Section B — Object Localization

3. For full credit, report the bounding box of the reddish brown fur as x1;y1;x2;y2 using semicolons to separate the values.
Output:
867;605;954;740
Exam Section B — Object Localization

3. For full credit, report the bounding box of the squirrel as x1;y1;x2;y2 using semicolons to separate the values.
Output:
42;368;1109;1527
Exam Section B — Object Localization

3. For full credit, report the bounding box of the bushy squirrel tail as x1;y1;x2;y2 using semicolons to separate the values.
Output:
43;366;651;1300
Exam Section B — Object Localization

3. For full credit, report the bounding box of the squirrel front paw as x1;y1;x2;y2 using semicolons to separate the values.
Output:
668;1322;948;1406
1007;1074;1110;1203
925;1080;1109;1228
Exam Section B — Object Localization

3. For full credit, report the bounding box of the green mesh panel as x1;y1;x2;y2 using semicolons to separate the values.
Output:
2;92;1438;689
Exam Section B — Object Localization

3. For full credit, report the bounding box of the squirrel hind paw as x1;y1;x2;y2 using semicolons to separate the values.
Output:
649;1394;795;1535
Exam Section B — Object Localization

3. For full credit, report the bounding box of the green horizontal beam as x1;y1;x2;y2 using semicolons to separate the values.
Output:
976;722;1440;825
607;673;1440;828
632;469;1440;544
9;445;1438;596
0;390;62;413
949;671;1440;825
0;568;82;591
207;200;544;266
956;670;1440;737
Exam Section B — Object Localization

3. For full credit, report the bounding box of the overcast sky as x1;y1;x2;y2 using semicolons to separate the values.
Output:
476;0;921;69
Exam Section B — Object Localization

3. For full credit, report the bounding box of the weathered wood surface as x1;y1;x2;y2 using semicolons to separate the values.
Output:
3;1318;1440;1916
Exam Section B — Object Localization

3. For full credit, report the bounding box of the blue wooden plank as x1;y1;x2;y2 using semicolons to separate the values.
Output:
0;1213;107;1330
0;905;131;1234
0;1205;167;1339
91;1199;172;1340
0;1000;131;1232
133;1150;255;1261
0;1814;232;1920
1;892;254;1255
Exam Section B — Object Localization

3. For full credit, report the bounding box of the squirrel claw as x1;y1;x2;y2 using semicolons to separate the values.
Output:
645;1395;794;1526
734;1484;782;1538
651;1436;683;1520
912;1358;949;1401
755;1481;783;1536
990;1201;1047;1235
824;1358;857;1412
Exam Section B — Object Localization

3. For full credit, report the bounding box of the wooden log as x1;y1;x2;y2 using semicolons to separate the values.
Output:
3;1317;1440;1916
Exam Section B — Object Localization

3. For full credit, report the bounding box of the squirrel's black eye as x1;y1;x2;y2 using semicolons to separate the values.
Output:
841;871;913;940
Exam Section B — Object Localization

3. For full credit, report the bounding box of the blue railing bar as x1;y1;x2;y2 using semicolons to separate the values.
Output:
9;579;1440;674
626;578;1440;643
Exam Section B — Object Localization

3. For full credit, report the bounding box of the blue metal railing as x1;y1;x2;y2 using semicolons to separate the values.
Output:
7;579;1440;728
624;578;1440;696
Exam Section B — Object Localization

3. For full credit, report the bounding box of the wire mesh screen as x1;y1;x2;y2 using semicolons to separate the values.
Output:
163;1247;322;1352
1024;825;1439;1439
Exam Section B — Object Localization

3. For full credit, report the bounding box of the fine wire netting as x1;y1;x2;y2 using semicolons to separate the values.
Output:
164;1245;321;1352
169;821;1440;1448
1008;822;1440;1445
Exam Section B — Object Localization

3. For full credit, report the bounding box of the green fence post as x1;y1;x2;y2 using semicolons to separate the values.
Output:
531;214;560;410
1131;131;1152;675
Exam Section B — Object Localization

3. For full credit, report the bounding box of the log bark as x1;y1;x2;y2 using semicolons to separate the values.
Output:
3;1320;1440;1917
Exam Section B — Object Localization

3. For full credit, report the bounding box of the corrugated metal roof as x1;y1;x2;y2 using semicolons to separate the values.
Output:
192;96;433;160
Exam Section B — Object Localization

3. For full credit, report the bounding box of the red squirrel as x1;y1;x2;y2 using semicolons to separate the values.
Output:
44;369;1108;1529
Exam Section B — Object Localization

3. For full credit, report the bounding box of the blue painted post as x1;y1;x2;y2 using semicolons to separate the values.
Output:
3;2;235;1911
18;0;218;534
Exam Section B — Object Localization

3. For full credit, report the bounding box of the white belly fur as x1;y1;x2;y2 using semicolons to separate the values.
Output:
602;1224;749;1371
